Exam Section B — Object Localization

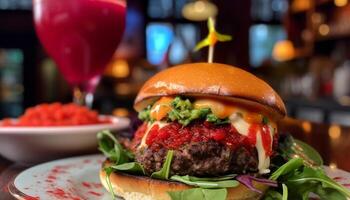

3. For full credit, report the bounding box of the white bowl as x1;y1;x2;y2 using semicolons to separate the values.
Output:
0;116;129;164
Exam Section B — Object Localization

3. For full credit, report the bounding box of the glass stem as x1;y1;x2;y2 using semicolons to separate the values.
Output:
73;87;94;108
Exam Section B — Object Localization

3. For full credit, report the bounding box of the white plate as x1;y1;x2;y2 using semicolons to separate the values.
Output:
9;154;113;200
9;154;350;200
0;116;129;164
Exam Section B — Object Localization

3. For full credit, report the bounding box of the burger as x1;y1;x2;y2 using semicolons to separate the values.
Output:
98;63;350;200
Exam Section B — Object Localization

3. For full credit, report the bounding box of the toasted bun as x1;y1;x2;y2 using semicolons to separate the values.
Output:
100;165;268;200
134;63;286;119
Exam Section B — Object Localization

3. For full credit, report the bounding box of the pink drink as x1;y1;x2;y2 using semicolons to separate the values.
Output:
34;0;126;92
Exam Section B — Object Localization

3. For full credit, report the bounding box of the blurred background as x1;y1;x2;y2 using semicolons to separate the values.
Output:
1;0;350;126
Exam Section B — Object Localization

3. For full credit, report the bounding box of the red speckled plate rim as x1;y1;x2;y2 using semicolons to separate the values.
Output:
8;154;112;200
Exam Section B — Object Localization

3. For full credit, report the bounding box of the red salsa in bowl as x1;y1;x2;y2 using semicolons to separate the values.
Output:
2;103;110;127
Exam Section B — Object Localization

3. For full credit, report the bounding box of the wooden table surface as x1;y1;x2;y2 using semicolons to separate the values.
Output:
0;117;350;199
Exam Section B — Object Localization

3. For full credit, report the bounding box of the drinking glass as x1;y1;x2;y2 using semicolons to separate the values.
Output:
33;0;126;107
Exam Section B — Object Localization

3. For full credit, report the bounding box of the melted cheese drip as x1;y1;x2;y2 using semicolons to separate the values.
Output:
229;113;250;136
229;113;275;174
256;130;271;174
138;121;169;149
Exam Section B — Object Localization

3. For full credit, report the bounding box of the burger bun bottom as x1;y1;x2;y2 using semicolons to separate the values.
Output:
99;166;268;200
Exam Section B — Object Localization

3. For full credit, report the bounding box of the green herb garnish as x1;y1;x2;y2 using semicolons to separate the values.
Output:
138;105;152;121
262;116;269;124
168;97;211;126
206;113;230;125
138;96;231;126
169;97;231;126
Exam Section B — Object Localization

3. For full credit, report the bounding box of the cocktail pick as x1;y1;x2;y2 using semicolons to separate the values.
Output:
194;17;232;63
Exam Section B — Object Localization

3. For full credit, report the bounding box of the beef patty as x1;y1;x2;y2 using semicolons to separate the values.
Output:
136;140;258;176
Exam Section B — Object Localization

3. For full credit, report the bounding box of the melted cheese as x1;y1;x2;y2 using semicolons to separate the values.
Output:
256;131;271;174
229;113;250;136
229;112;275;174
138;121;169;149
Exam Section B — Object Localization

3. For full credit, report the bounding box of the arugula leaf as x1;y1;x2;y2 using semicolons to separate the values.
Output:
151;150;174;179
282;184;288;200
294;139;323;166
263;190;283;200
270;157;303;181
267;140;350;200
167;188;227;200
110;162;145;175
98;131;139;200
186;174;236;182
97;130;134;165
97;130;117;160
278;134;323;167
104;167;115;199
314;184;347;200
286;166;350;198
170;175;239;189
